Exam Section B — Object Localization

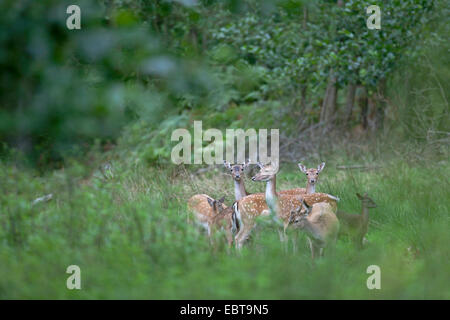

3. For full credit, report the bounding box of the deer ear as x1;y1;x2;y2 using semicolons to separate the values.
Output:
298;163;307;173
207;198;215;207
271;160;279;171
243;159;250;168
356;193;363;200
257;162;264;169
223;160;231;169
218;196;225;204
317;162;325;172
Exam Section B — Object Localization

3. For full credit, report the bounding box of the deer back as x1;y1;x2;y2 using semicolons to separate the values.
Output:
187;194;227;222
306;202;340;243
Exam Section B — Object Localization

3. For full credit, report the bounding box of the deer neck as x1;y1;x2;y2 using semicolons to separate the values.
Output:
265;176;278;215
234;179;247;201
361;203;369;224
306;183;315;194
301;218;321;241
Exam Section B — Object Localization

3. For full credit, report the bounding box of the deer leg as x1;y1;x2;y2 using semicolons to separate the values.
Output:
278;224;290;252
207;224;211;237
309;239;322;260
235;229;244;250
291;231;298;253
226;228;233;248
237;228;252;249
362;236;369;246
355;233;364;250
307;237;316;260
235;222;254;250
319;247;324;257
234;219;246;250
278;229;286;242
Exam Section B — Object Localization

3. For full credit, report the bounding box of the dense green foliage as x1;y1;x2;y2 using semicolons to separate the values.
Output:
0;0;448;164
0;159;449;298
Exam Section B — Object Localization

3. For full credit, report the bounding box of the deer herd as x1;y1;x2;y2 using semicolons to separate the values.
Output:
187;160;377;259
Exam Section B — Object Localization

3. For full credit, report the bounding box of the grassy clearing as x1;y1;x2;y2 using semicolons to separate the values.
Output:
0;156;449;299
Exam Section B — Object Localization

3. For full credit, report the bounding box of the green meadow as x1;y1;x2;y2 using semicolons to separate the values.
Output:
1;155;448;299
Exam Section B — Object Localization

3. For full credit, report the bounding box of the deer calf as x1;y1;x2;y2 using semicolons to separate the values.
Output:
187;194;225;235
298;162;326;194
223;160;251;201
209;204;237;247
336;193;377;248
290;201;340;259
187;194;236;246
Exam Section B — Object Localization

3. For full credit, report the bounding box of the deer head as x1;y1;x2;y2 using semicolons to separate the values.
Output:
251;161;279;181
207;196;226;214
356;193;377;208
288;199;311;227
223;159;250;181
298;162;325;192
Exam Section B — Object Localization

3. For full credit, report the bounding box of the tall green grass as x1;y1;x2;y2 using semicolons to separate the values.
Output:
0;156;448;299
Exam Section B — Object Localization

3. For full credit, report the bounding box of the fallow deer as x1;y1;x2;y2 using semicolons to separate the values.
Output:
223;159;251;201
336;193;376;248
298;162;326;194
210;204;237;247
289;200;340;259
187;194;236;246
233;162;339;249
187;194;226;236
257;162;326;197
223;159;324;200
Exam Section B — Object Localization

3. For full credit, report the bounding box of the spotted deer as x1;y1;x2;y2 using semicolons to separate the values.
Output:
336;193;377;248
223;159;320;200
223;159;251;201
298;162;326;194
233;162;339;249
187;194;236;246
187;194;226;235
289;200;340;259
210;204;237;247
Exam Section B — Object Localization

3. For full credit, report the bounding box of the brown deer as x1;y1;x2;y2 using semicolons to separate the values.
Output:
224;159;323;200
210;204;237;247
289;200;340;259
187;194;236;246
187;194;226;235
336;193;377;248
223;159;251;201
297;162;326;194
233;162;339;249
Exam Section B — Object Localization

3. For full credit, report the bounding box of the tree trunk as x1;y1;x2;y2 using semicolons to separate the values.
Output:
191;28;198;53
320;73;337;123
367;96;377;133
202;30;207;52
375;79;386;131
344;84;356;125
300;85;307;111
357;86;368;130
